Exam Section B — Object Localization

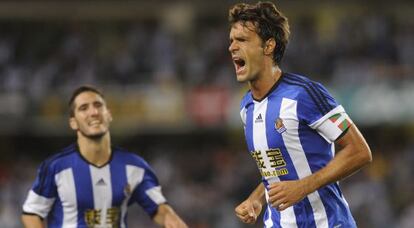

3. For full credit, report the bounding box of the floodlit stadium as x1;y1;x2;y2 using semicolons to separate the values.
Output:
0;0;413;227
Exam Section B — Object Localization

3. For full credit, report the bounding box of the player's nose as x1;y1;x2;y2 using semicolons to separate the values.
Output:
89;107;99;116
228;42;238;53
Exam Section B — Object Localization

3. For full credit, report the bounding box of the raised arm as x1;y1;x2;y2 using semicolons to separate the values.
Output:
268;124;372;210
153;204;188;228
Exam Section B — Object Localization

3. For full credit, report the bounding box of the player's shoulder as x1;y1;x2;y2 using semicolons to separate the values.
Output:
281;72;318;89
39;144;78;172
112;146;150;168
281;72;330;99
282;72;338;116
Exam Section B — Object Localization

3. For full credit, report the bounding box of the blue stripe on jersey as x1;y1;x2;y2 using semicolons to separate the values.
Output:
318;186;356;227
284;74;332;113
72;157;94;227
263;206;279;227
110;154;127;206
297;123;332;172
282;74;333;115
300;197;318;227
283;73;335;114
281;79;325;115
244;102;255;153
48;197;63;227
110;153;127;227
265;96;317;227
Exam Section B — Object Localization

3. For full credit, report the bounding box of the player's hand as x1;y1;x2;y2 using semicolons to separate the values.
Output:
235;198;262;224
268;180;308;211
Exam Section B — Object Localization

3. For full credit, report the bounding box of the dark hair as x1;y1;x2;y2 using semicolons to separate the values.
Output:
68;85;105;117
228;1;290;64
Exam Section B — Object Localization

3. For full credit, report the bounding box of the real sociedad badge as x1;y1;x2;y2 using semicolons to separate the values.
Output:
275;118;287;134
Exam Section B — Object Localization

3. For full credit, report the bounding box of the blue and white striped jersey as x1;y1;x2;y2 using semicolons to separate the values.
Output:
240;73;355;228
22;144;166;227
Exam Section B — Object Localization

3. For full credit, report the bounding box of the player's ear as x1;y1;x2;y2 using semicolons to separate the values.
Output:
264;38;276;56
69;117;78;130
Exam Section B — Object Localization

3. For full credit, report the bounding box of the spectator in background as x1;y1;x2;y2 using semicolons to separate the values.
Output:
21;85;187;228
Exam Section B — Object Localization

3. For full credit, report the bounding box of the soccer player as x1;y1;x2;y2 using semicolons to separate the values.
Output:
21;85;187;228
228;2;372;227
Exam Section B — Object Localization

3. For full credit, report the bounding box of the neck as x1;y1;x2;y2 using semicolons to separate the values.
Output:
77;132;111;166
249;65;282;100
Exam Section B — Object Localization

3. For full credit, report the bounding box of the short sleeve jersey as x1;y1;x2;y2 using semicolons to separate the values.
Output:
22;144;166;227
240;73;356;228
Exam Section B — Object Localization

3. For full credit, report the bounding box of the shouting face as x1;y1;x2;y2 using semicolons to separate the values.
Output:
229;21;268;83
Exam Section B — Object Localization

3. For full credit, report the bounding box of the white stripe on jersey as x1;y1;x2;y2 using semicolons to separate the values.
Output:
126;165;145;188
23;190;55;218
146;186;166;204
280;98;329;228
55;168;78;227
253;99;273;172
240;107;247;127
90;165;112;225
253;99;296;228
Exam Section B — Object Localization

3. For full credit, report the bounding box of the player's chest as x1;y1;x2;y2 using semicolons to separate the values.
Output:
54;165;131;209
244;97;300;147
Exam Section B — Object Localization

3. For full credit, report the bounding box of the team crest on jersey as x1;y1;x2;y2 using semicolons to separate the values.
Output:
275;118;286;134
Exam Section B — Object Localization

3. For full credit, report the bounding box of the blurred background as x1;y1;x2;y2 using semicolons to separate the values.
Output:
0;0;413;227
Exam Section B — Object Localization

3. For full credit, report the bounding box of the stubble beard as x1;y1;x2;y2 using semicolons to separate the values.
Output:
79;128;107;141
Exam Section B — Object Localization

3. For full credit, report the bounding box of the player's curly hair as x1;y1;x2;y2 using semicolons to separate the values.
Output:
228;1;290;65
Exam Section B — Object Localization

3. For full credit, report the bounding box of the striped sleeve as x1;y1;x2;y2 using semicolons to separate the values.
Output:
296;82;352;142
22;161;57;218
130;159;167;217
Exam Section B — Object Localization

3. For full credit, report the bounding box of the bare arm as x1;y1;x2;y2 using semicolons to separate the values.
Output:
305;124;372;190
235;182;266;224
22;214;45;228
268;124;372;210
153;204;188;228
246;182;266;205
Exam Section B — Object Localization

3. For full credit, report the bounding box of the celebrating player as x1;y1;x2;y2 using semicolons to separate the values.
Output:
21;85;187;228
228;2;372;227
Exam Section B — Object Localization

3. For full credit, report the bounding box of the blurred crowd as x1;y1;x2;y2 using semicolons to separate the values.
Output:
0;3;412;126
0;1;413;227
1;128;413;228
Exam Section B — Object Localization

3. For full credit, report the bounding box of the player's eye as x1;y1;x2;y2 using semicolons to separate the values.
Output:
236;37;246;42
78;104;88;111
94;102;103;108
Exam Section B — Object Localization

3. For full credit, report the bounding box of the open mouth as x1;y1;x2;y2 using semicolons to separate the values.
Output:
233;57;246;74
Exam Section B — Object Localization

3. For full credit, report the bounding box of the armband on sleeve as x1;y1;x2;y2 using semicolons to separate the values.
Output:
309;105;353;143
